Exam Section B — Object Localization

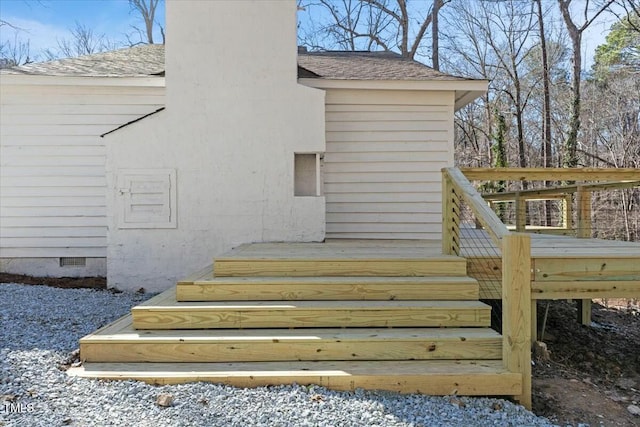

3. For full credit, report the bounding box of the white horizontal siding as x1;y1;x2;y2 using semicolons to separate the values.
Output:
0;226;107;238
324;89;454;240
0;81;164;258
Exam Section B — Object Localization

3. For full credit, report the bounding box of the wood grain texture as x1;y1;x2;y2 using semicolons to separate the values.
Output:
531;280;640;299
213;259;467;277
460;167;640;181
81;317;502;363
70;360;522;396
177;276;479;302
501;234;532;409
533;258;640;282
131;299;492;330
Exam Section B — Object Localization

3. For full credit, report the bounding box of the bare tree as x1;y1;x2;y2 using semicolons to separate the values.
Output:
362;0;444;59
615;0;640;32
0;33;32;67
129;0;163;45
54;21;118;58
558;0;615;167
299;0;445;60
432;0;441;70
536;0;554;224
0;20;33;67
444;0;538;174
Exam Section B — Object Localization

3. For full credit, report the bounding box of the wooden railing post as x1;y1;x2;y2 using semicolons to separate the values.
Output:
562;194;572;232
502;233;532;409
576;185;593;324
576;185;592;238
441;171;460;256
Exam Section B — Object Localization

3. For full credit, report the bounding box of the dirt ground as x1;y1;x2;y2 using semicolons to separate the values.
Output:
1;273;639;426
532;299;640;426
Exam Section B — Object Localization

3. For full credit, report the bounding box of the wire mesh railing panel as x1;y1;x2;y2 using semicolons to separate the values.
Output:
590;188;640;242
456;199;504;331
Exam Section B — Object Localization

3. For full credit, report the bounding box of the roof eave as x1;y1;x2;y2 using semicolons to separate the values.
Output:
298;78;487;110
0;74;166;87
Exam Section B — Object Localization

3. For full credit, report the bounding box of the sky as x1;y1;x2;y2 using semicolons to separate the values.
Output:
0;0;166;57
0;0;620;67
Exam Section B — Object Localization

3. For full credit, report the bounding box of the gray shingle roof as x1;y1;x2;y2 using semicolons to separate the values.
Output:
297;51;470;81
2;45;473;82
1;44;164;77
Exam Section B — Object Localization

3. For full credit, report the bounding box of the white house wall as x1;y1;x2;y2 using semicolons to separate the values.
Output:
105;0;325;292
0;79;165;277
324;89;455;240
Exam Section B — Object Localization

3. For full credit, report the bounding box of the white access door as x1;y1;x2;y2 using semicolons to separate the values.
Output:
323;89;454;240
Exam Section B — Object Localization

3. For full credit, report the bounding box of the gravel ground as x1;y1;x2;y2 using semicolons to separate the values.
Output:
0;283;556;427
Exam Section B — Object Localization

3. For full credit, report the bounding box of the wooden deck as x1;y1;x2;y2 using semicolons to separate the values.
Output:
74;240;527;400
73;237;638;408
460;229;640;299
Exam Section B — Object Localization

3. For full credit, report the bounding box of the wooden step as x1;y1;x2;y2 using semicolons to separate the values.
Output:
132;289;492;330
212;243;467;277
177;276;479;301
81;315;501;363
213;253;467;277
69;360;522;396
177;264;213;286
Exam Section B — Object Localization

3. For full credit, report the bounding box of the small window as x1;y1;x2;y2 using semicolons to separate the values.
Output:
117;169;177;229
294;153;322;196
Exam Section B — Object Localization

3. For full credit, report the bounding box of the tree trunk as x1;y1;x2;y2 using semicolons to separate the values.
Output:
565;32;582;168
536;0;553;225
432;0;440;70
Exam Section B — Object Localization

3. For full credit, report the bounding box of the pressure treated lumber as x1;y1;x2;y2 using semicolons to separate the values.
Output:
81;315;502;363
177;264;213;286
460;167;640;181
212;257;467;277
442;168;509;248
69;360;522;396
531;280;640;299
501;234;532;409
177;276;479;301
481;180;640;201
533;257;640;282
132;292;492;330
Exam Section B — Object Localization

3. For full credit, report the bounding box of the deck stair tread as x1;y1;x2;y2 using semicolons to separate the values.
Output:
132;288;492;330
85;315;501;341
69;360;522;395
178;275;479;301
80;315;502;363
135;288;490;310
177;264;213;285
213;246;468;277
218;242;450;259
213;259;467;277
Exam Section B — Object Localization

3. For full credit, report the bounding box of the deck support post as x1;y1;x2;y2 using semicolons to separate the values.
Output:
502;233;532;409
576;186;592;325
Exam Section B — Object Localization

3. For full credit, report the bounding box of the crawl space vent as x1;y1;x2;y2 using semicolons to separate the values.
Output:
59;257;86;267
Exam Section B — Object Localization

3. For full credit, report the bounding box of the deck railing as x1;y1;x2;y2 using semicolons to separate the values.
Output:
442;167;531;409
480;179;640;238
443;166;640;409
